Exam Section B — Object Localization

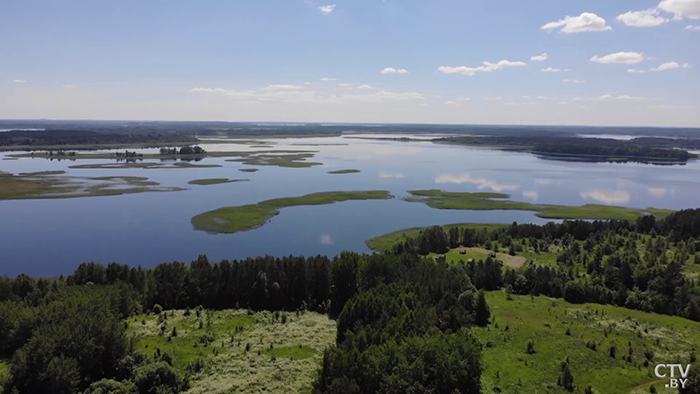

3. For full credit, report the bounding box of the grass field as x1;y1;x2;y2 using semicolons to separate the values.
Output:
0;360;9;393
406;190;671;221
188;178;249;186
127;309;336;394
365;222;509;252
192;190;392;233
477;291;700;394
327;169;361;174
428;247;527;268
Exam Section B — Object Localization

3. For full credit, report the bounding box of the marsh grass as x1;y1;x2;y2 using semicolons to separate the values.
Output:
128;310;336;394
188;178;249;186
327;169;360;174
476;291;700;394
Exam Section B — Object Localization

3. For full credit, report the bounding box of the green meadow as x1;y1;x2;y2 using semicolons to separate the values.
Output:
192;190;392;233
477;291;700;394
127;309;336;394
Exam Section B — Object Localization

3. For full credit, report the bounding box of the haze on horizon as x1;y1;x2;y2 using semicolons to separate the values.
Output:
1;0;699;127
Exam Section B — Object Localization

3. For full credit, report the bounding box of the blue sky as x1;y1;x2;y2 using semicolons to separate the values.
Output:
1;0;698;126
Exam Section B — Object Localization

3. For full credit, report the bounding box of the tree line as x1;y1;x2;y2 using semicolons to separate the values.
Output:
0;129;197;148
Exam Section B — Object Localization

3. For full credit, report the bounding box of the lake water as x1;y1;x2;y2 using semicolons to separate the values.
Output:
2;134;700;277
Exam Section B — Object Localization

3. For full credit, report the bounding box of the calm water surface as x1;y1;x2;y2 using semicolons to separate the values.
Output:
2;135;700;276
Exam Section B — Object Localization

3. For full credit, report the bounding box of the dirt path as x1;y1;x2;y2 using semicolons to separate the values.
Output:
628;378;667;393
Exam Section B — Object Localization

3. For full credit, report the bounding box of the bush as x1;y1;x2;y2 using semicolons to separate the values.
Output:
134;362;183;394
152;304;163;315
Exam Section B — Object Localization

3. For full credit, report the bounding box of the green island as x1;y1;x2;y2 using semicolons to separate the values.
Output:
238;168;259;173
192;190;392;233
18;170;66;176
226;152;322;168
187;178;249;186
9;149;317;161
407;189;671;221
68;162;223;170
0;172;183;200
327;169;360;174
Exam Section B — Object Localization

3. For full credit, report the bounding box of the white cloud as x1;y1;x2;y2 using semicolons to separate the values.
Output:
63;84;75;88
341;91;426;103
580;191;631;204
627;69;646;73
485;96;502;101
260;84;303;91
563;79;586;84
682;62;692;67
379;173;404;179
380;67;408;74
13;79;26;83
647;188;667;197
437;60;527;76
320;234;334;245
457;97;472;102
616;8;669;27
444;101;458;105
650;61;680;71
687;24;700;30
541;12;612;33
535;178;557;185
434;173;519;192
531;53;548;61
319;77;337;81
591;94;649;101
339;83;354;89
658;0;700;20
522;191;539;201
537;96;547;99
319;4;336;14
357;84;373;90
558;101;568;105
590;51;645;64
541;67;561;73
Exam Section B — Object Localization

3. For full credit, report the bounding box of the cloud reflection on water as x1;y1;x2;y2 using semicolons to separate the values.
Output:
580;191;631;204
435;173;519;192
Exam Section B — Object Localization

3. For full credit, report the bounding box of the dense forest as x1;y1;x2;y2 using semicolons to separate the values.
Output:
2;209;700;393
0;130;196;148
438;135;698;160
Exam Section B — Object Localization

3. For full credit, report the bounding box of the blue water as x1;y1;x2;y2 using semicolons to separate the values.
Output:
2;134;700;276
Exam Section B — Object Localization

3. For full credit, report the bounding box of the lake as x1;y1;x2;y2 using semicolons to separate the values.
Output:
2;134;700;277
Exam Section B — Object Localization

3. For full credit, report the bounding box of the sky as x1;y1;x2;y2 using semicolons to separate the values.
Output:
1;0;699;127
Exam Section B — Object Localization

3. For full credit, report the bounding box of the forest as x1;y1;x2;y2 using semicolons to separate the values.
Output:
2;209;700;393
0;130;196;148
438;135;698;160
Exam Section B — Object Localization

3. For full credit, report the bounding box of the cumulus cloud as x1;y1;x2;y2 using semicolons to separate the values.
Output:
437;60;527;76
658;0;700;20
538;96;547;99
647;188;667;197
339;83;354;89
319;77;337;81
485;96;503;101
63;84;75;88
628;69;646;73
379;173;404;179
357;84;373;90
563;79;586;84
320;234;334;245
687;24;700;30
616;8;669;26
590;51;645;64
541;12;612;33
260;84;303;91
541;67;561;73
591;94;649;101
682;62;692;67
651;61;680;71
380;67;408;74
444;101;458;105
457;97;471;102
531;53;548;61
319;4;336;14
522;191;539;201
434;173;519;192
13;79;26;83
580;191;631;204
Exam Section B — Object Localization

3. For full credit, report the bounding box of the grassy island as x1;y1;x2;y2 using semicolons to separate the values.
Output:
238;168;260;173
328;169;361;174
188;178;248;186
192;190;392;233
406;189;669;221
